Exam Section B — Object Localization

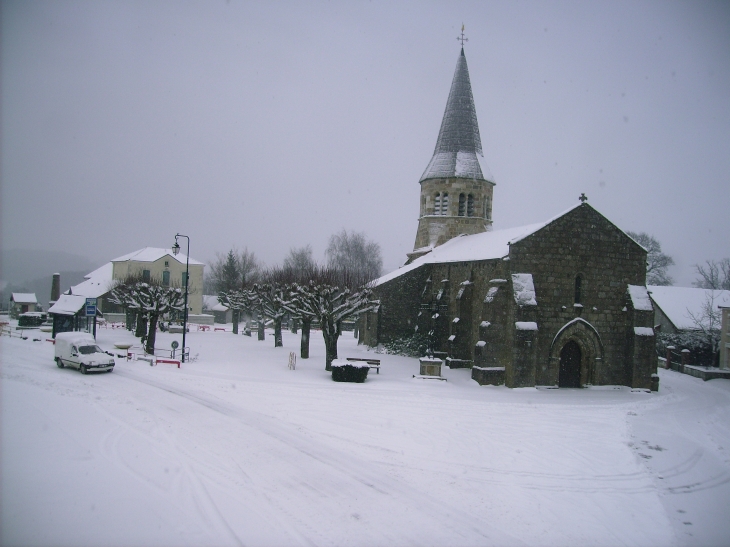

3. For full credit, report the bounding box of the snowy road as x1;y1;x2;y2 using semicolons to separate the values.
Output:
2;328;729;546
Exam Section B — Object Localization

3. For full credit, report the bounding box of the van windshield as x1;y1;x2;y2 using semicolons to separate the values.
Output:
78;345;102;355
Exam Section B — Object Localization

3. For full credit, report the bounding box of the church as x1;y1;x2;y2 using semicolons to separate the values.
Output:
360;45;658;390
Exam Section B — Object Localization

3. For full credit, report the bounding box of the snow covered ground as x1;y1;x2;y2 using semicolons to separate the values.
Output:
2;325;729;546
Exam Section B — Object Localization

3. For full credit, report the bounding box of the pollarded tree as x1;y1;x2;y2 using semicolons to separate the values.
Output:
626;231;674;286
208;248;262;333
110;279;185;355
287;278;378;371
253;282;288;347
109;275;147;337
218;289;252;335
137;284;185;355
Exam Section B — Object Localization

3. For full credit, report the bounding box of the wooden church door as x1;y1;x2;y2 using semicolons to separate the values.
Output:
559;340;582;388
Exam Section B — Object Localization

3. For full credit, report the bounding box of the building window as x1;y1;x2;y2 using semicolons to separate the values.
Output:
458;193;466;216
574;275;583;304
142;269;151;282
162;270;170;287
485;196;492;220
164;260;169;267
441;193;449;215
434;193;441;215
467;194;474;217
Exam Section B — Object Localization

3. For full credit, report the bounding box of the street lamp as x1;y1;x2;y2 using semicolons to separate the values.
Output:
172;233;190;363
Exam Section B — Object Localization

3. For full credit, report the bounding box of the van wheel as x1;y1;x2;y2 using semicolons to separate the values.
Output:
80;365;87;375
56;358;64;368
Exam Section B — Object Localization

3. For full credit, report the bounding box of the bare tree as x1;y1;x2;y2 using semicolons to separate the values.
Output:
283;245;317;278
326;229;383;288
693;258;730;290
686;291;723;365
626;231;674;285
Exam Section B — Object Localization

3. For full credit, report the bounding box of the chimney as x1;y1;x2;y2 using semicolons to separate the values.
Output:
50;273;61;306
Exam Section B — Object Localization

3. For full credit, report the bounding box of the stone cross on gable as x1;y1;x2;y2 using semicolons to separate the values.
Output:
579;193;588;203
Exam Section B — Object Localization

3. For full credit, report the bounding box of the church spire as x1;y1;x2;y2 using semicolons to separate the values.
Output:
419;44;492;183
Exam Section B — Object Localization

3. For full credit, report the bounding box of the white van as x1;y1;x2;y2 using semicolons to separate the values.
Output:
54;332;115;374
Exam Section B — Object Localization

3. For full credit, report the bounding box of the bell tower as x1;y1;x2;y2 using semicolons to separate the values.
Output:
409;36;495;263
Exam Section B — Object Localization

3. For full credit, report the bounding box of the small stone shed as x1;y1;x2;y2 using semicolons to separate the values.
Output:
361;202;657;390
10;293;38;318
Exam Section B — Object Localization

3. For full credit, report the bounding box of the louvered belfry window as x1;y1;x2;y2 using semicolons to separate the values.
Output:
467;194;474;217
458;194;466;216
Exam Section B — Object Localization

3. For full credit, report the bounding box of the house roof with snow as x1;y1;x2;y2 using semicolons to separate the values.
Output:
420;48;493;183
11;293;38;304
111;247;203;266
647;285;730;330
48;294;86;316
68;262;114;298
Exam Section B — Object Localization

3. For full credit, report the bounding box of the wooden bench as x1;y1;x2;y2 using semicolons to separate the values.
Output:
346;357;381;374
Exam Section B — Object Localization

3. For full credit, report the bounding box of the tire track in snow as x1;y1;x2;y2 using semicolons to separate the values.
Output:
111;368;526;546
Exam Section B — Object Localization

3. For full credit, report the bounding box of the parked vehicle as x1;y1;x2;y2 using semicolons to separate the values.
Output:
54;332;114;374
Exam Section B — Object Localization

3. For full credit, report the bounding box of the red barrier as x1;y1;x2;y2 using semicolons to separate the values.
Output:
156;358;181;368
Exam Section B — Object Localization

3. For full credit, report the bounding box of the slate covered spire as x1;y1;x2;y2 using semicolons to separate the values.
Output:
420;48;493;183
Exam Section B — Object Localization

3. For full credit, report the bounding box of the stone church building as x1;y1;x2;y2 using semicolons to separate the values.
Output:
360;47;658;390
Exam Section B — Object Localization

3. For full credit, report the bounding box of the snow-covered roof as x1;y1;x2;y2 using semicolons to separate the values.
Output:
627;285;653;312
648;285;730;330
375;223;545;287
69;262;114;298
48;294;86;315
420;49;493;183
112;247;203;266
11;293;37;304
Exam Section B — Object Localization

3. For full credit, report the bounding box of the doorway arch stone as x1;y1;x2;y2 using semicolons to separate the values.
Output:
549;318;604;387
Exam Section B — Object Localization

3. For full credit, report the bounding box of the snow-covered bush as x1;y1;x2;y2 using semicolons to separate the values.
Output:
382;333;429;357
330;359;369;383
657;331;719;367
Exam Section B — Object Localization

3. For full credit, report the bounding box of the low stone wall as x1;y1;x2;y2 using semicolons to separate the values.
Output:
472;366;505;386
187;314;214;326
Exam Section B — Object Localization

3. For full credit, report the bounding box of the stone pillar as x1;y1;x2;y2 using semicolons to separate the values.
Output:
50;273;61;307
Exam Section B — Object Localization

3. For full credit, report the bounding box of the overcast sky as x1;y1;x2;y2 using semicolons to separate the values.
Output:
2;0;728;286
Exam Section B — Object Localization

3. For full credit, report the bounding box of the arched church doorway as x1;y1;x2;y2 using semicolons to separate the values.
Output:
559;340;582;388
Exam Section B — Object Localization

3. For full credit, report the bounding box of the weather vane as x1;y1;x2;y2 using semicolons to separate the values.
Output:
457;24;468;47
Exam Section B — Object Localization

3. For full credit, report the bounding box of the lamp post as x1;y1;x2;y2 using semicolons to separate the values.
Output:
172;233;190;363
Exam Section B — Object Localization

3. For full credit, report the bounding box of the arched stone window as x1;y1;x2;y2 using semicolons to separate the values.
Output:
458;193;466;216
467;194;474;217
441;193;449;215
434;193;441;215
484;196;492;220
574;274;583;304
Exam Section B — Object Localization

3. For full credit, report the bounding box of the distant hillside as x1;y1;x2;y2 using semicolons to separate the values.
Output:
1;249;98;286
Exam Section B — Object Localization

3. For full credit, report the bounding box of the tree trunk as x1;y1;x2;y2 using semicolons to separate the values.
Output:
300;319;311;359
135;312;147;338
126;309;135;331
257;313;265;341
323;321;340;371
146;313;158;355
274;317;283;347
232;309;239;334
291;317;298;334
